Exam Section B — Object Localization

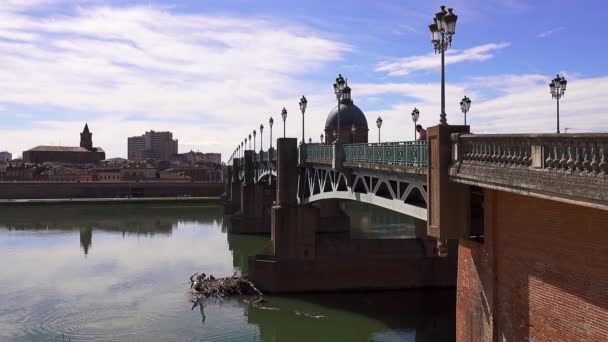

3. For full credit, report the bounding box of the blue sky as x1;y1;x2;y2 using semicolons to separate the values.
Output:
0;0;606;159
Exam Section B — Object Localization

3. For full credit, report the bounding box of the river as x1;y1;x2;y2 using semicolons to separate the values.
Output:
0;203;454;341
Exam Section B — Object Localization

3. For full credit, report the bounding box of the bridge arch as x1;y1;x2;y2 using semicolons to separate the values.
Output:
298;165;428;221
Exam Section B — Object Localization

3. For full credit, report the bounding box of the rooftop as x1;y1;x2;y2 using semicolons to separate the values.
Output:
26;146;105;153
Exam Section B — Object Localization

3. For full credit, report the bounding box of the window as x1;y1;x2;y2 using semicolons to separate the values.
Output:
469;186;484;242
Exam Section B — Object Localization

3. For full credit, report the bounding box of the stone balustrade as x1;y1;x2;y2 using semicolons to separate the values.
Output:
453;133;608;177
450;133;608;209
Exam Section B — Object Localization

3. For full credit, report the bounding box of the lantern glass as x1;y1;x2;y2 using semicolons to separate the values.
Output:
281;108;287;121
376;117;383;128
444;8;457;34
560;78;567;91
435;6;447;31
429;22;439;42
300;96;307;112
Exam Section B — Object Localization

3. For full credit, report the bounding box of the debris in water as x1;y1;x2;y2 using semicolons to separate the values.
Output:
188;272;263;309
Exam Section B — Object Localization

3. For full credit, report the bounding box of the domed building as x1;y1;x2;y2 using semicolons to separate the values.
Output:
324;79;369;144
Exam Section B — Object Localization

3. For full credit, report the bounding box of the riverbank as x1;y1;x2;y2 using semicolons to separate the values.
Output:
0;196;222;207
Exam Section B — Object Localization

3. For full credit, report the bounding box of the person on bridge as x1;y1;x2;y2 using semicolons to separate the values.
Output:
416;125;427;141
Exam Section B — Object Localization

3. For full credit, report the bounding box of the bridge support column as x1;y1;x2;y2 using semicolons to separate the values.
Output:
318;199;350;233
229;151;274;234
224;160;242;214
427;124;471;255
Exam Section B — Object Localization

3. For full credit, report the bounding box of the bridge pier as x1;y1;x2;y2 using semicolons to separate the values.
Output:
223;162;242;215
229;150;275;234
249;138;456;293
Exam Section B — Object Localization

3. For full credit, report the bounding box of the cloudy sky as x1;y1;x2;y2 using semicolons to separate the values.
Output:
0;0;606;159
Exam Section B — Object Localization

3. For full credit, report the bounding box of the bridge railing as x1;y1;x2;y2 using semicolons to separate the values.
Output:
344;141;427;167
451;133;608;207
302;144;334;162
453;133;608;174
254;149;276;163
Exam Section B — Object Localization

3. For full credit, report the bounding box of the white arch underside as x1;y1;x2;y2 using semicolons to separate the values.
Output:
300;192;427;221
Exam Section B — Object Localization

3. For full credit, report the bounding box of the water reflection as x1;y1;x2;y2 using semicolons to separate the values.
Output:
0;203;454;341
0;205;222;256
343;201;417;239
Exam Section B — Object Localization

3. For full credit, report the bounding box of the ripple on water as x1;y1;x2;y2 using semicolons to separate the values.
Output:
9;295;166;341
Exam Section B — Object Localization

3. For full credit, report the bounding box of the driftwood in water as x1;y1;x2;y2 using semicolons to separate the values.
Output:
188;272;263;308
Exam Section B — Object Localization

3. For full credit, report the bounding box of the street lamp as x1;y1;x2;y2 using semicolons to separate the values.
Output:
411;108;420;140
269;117;274;149
429;5;458;125
460;96;471;126
248;134;251;150
332;74;347;143
299;96;307;145
351;123;356;143
550;74;567;133
308;137;312;144
320;133;324;144
376;116;383;143
281;107;287;138
259;124;264;152
253;129;257;151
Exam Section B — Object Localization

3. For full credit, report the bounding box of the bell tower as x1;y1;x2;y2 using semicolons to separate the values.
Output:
80;123;93;151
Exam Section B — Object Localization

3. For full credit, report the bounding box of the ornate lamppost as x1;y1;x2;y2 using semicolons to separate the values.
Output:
281;107;287;138
332;74;347;143
253;129;257;151
320;133;324;144
411;108;420;140
376;116;383;143
269;117;274;149
549;74;567;133
460;96;471;125
351;123;356;143
429;5;458;125
299;96;307;144
259;124;264;152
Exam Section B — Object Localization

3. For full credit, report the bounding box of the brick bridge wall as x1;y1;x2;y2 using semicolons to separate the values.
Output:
0;181;224;199
457;189;608;341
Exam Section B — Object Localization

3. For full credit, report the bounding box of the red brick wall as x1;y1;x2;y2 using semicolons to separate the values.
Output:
457;190;608;342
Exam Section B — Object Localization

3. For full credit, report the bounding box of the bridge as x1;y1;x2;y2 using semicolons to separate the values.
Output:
224;125;608;341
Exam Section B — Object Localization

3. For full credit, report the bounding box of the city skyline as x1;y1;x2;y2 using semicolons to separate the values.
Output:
0;0;607;159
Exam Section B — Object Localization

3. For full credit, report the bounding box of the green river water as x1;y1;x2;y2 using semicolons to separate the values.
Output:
0;203;454;341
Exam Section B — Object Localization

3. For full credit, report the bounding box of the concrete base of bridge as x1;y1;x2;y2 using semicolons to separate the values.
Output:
229;183;275;234
317;200;350;233
248;238;458;293
248;198;457;292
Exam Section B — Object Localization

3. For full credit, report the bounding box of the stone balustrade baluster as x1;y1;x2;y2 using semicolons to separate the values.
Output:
582;142;591;175
566;145;575;174
590;143;600;177
599;145;607;177
559;142;568;172
517;143;524;167
484;143;491;163
505;142;513;166
574;145;583;174
544;145;554;171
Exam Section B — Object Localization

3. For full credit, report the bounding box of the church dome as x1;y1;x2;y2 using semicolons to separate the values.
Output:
324;82;368;131
325;102;368;131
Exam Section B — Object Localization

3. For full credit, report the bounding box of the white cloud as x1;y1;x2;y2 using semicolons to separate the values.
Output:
375;42;510;76
0;4;350;158
347;74;608;144
536;27;564;38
